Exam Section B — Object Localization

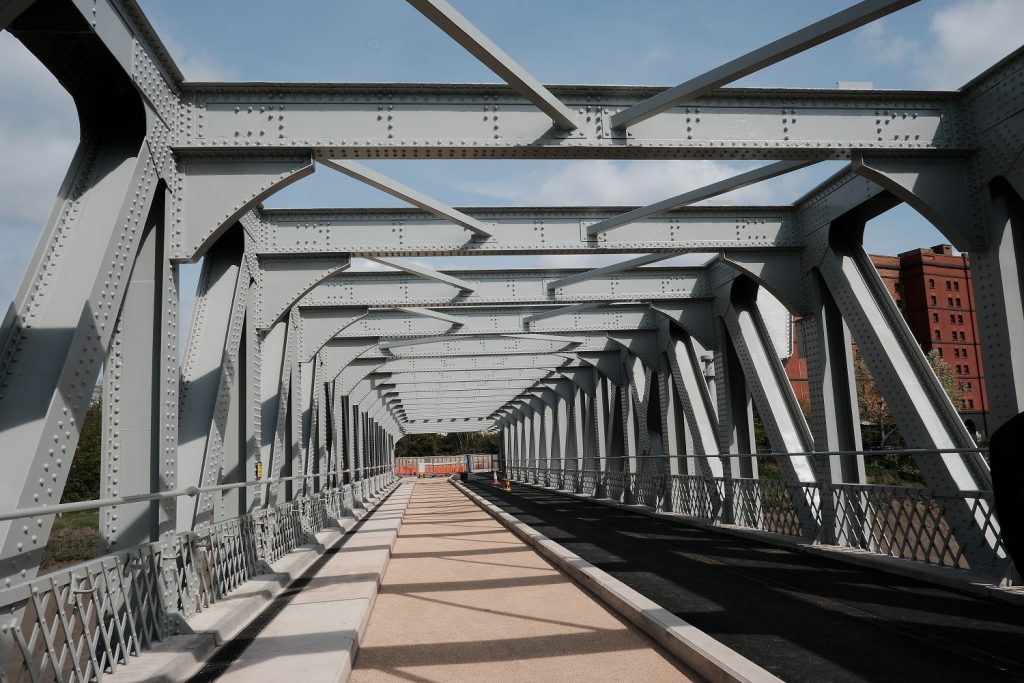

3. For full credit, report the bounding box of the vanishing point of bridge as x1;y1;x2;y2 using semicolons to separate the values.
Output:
1;0;1023;681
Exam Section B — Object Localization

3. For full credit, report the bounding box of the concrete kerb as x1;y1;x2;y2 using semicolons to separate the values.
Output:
515;481;1024;608
106;479;405;683
212;478;416;683
451;479;781;683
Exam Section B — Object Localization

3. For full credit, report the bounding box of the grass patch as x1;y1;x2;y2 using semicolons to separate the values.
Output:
41;510;99;571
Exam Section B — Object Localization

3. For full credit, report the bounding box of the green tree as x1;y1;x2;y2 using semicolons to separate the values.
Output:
853;348;965;449
62;401;102;503
395;431;497;457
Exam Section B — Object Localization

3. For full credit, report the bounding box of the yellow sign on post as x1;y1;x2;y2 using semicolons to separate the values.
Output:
255;461;264;480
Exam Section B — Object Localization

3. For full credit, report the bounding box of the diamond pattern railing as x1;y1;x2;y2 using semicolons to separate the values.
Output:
0;476;394;682
507;466;1013;579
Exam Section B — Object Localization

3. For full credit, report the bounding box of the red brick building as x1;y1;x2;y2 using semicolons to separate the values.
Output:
785;244;989;435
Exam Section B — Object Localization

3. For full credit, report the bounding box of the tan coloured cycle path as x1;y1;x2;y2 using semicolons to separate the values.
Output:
350;478;700;683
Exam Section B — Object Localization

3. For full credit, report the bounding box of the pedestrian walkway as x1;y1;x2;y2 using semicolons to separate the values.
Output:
350;478;697;682
200;481;414;683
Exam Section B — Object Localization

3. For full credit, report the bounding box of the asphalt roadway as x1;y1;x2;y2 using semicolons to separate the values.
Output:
464;476;1024;682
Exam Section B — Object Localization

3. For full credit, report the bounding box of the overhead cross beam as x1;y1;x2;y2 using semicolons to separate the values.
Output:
406;0;578;131
611;0;920;129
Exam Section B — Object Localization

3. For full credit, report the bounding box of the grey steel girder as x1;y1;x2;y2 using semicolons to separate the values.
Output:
256;205;796;257
4;0;1024;605
379;354;576;373
181;83;964;160
300;267;708;308
332;305;662;338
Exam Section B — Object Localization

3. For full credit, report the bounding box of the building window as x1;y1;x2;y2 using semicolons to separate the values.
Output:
960;331;966;340
953;281;960;291
964;364;969;374
935;329;941;340
956;364;962;374
962;347;968;356
955;297;961;307
946;280;952;290
954;348;960;358
958;314;964;324
947;297;954;306
968;399;975;409
933;313;940;322
965;383;972;391
950;314;956;324
938;347;943;357
929;279;935;289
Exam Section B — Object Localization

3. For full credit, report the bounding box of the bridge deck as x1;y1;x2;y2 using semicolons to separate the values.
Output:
351;478;698;682
464;477;1024;683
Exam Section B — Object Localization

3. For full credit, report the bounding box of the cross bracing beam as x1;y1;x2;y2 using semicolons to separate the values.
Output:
256;205;796;257
395;306;467;326
365;334;620;357
610;0;919;129
300;267;708;308
363;256;476;291
406;0;578;131
386;369;552;384
377;353;575;373
319;159;493;237
345;305;660;340
386;379;548;392
545;254;680;291
585;160;818;237
182;83;961;160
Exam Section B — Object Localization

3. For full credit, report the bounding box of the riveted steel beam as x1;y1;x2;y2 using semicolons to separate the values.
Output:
257;205;795;257
181;83;962;160
301;267;708;308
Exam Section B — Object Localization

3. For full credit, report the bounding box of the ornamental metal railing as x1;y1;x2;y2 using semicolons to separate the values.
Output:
504;451;1015;583
0;472;397;683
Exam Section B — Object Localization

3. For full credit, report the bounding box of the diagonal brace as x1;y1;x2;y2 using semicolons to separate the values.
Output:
611;0;918;129
587;160;817;236
321;158;493;237
407;0;578;131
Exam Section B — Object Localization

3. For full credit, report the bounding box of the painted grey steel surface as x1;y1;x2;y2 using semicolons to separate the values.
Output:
0;0;1022;678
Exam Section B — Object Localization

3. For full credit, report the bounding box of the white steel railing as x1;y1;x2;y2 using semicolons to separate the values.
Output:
505;449;1014;583
0;471;398;683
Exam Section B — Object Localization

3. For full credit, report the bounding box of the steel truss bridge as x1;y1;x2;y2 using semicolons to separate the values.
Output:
0;0;1022;680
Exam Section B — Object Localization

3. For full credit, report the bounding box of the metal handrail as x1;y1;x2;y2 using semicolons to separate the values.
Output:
0;470;351;524
540;448;989;459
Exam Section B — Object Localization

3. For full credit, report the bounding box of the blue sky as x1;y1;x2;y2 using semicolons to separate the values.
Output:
1;0;1022;310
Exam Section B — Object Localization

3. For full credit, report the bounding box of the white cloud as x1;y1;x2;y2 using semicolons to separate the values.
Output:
922;0;1024;88
0;34;78;304
163;37;238;82
859;0;1024;89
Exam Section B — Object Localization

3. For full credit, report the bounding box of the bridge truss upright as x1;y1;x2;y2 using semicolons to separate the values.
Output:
0;0;1022;678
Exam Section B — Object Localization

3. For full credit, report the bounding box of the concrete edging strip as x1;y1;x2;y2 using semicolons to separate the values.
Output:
452;479;781;683
106;480;405;683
